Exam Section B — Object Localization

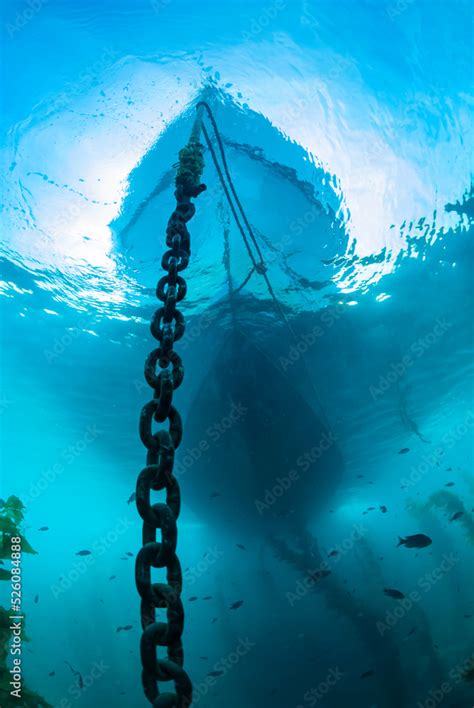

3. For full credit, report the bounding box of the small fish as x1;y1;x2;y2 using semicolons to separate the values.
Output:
362;511;368;515
309;569;331;582
65;661;81;682
398;448;410;454
207;670;223;677
126;552;134;557
211;618;218;623
200;656;208;660
78;674;84;690
189;596;198;602
384;587;405;600
446;467;452;471
210;491;220;499
34;594;39;604
116;625;133;633
328;550;339;558
38;526;49;531
450;511;464;522
357;474;364;478
48;671;55;677
230;600;244;610
360;669;374;679
397;534;432;549
109;576;116;580
445;482;455;487
464;614;472;619
127;492;136;505
75;550;92;556
380;505;387;513
203;596;212;600
236;544;246;550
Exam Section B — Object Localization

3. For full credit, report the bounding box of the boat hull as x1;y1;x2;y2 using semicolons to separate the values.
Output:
178;330;343;531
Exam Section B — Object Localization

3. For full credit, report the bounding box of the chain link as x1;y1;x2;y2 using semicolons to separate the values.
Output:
136;138;206;708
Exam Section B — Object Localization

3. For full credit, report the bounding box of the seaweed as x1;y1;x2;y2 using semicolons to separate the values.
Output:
0;496;51;708
0;496;37;565
269;533;408;707
426;490;474;544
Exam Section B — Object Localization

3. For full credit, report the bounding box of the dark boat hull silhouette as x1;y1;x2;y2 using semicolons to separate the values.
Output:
180;329;343;531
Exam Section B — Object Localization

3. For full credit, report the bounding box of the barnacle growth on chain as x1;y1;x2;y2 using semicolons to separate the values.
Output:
175;140;205;196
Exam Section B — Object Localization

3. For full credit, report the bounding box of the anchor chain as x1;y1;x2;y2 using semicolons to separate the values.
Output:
136;136;206;708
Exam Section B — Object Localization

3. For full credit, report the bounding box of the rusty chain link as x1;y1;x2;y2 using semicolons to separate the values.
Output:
136;133;206;708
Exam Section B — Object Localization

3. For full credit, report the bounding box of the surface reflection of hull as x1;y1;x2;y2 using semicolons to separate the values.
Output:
180;329;343;531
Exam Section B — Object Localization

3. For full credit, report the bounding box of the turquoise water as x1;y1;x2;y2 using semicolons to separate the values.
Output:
0;1;473;706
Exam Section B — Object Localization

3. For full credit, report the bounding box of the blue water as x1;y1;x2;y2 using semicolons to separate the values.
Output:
0;1;473;706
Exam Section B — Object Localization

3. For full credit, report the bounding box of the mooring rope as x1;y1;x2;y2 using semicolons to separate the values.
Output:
198;101;330;426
